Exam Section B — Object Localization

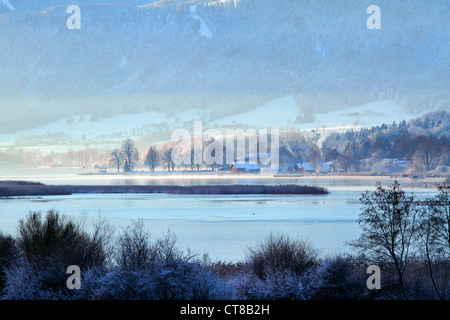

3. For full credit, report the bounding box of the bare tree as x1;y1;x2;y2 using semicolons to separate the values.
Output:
349;181;419;299
417;184;450;299
110;148;124;172
161;147;175;172
121;139;139;172
411;136;440;171
144;146;159;172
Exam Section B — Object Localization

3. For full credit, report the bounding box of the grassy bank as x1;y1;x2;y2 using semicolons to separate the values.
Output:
0;181;328;197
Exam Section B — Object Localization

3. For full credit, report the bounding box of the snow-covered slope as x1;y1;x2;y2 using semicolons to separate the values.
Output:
212;96;419;130
0;108;209;146
0;0;15;11
0;95;421;151
213;96;299;128
296;100;417;130
190;5;213;39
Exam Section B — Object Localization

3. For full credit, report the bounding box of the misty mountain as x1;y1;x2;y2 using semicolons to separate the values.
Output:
0;0;449;134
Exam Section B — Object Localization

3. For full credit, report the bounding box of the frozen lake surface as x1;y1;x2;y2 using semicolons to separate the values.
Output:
0;170;442;262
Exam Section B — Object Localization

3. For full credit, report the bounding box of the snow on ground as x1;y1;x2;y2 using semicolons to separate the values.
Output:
212;95;299;128
0;108;207;146
0;0;15;11
189;5;213;39
212;95;420;130
0;95;422;150
303;100;418;130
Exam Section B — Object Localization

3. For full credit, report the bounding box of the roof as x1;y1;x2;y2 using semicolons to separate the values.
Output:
296;163;315;171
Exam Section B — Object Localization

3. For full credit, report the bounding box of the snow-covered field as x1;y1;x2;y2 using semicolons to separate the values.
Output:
0;95;421;150
0;108;208;147
213;96;420;131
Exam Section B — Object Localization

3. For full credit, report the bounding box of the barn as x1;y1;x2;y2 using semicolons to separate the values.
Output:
294;163;316;173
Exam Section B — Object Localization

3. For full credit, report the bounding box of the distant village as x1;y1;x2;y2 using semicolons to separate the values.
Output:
93;151;415;177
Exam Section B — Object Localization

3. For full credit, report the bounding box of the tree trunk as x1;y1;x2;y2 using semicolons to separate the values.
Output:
425;241;443;300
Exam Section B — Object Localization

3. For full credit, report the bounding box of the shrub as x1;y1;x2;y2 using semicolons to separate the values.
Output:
115;221;196;270
246;233;319;279
302;255;366;300
115;220;156;271
148;261;234;300
17;210;112;266
86;262;234;300
2;259;59;300
85;221;235;300
0;232;17;291
9;210;113;294
234;269;305;300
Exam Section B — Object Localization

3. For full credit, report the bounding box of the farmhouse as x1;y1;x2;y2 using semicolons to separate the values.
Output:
294;163;316;173
97;166;107;173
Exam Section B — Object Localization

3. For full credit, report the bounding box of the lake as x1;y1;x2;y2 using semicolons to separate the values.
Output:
0;169;443;262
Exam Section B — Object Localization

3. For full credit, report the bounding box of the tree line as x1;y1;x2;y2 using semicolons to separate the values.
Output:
279;113;449;173
109;123;449;174
1;111;447;173
109;139;174;173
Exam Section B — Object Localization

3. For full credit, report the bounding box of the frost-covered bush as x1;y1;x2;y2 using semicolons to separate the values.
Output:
302;256;366;300
2;210;113;299
234;269;305;300
115;220;156;271
90;269;148;300
79;262;233;300
115;220;198;272
62;263;220;301
81;221;235;300
68;266;107;300
149;261;234;300
0;231;17;291
17;210;112;269
246;233;319;279
2;218;234;300
2;259;59;300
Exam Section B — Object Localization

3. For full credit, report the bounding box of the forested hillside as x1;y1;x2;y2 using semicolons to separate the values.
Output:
0;0;448;133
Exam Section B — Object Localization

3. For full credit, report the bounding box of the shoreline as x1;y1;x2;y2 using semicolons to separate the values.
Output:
0;173;446;183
